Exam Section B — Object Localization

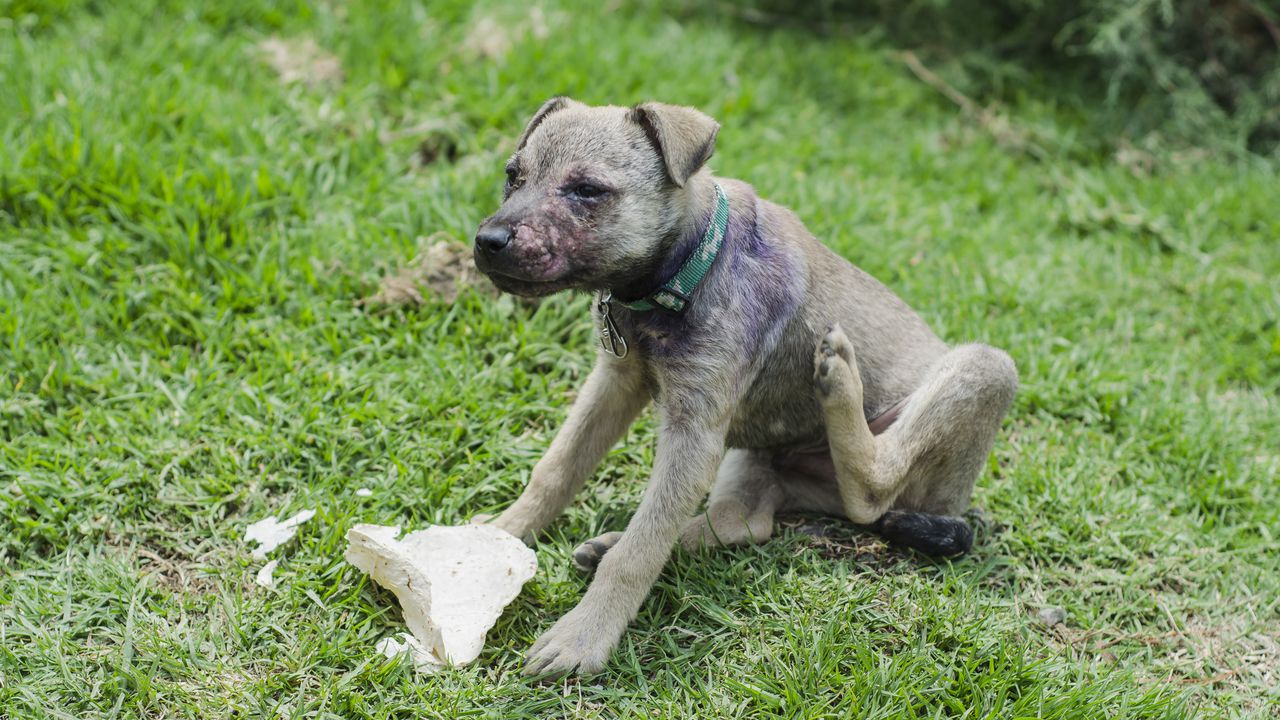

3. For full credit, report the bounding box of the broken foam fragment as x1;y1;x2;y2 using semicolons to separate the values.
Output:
255;559;280;588
344;523;537;670
244;509;316;560
375;633;443;673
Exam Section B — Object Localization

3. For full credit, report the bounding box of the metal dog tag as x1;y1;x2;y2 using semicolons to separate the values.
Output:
597;291;628;359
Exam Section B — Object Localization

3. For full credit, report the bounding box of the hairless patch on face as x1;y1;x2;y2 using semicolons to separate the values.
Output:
480;192;590;292
509;218;571;280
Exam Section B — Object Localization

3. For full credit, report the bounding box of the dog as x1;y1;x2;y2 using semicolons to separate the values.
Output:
472;98;1018;675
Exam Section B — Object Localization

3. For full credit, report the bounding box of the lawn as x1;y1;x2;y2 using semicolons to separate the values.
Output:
2;1;1278;718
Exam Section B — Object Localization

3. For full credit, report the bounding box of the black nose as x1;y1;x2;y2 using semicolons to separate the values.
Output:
475;225;512;255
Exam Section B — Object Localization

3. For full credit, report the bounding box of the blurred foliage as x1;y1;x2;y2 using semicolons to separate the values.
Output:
721;0;1280;157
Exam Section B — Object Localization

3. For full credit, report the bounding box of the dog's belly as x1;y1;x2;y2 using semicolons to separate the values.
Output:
727;402;824;449
726;362;825;449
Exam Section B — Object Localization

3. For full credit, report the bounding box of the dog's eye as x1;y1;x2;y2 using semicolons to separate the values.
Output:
504;167;519;191
566;182;609;201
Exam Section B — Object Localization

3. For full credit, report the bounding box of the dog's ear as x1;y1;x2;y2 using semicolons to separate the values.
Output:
517;96;582;151
628;102;720;187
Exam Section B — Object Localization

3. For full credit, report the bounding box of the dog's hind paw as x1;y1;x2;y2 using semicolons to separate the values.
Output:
813;324;861;400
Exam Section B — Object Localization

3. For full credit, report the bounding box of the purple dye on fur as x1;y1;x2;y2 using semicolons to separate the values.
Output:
627;185;803;359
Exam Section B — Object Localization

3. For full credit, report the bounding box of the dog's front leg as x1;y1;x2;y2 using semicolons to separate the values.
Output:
525;405;728;675
494;354;649;541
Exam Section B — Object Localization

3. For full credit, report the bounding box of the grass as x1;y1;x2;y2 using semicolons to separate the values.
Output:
1;0;1278;718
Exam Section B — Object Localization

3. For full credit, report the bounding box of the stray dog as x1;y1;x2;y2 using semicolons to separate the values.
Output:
472;98;1018;675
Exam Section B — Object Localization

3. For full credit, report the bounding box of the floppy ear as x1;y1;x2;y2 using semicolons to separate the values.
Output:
516;96;583;151
627;102;720;187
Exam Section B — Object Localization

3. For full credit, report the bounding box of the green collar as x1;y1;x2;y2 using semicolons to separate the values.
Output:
595;183;729;358
608;182;729;314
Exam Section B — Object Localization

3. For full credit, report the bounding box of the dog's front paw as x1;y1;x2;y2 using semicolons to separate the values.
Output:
524;604;621;676
570;531;622;574
490;508;538;545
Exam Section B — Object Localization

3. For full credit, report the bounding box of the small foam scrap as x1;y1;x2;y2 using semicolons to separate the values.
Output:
345;523;537;670
255;559;279;588
244;509;316;560
375;633;443;673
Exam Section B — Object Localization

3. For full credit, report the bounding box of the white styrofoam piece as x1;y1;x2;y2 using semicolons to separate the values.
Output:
244;509;316;560
255;559;279;588
345;523;537;670
375;633;443;673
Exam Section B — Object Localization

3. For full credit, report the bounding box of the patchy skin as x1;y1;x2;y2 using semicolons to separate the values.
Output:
508;217;572;280
476;101;683;300
620;183;801;361
477;190;598;295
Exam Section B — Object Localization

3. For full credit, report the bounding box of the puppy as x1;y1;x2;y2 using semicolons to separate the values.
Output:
472;98;1018;675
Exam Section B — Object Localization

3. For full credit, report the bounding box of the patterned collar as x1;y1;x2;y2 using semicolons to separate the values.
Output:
595;183;729;358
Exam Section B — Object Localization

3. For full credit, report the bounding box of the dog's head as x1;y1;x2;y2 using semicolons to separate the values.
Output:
473;97;719;297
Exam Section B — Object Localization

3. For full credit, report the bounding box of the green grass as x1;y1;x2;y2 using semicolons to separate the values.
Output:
2;1;1278;718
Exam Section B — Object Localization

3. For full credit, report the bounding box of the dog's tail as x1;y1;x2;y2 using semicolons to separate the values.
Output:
869;509;973;557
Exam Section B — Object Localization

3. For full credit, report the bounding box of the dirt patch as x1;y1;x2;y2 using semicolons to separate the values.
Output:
136;544;220;595
378;117;468;170
778;514;898;566
359;233;492;307
1045;608;1279;711
103;529;221;596
461;7;552;62
409;134;461;170
462;15;513;61
257;36;343;87
1162;616;1279;704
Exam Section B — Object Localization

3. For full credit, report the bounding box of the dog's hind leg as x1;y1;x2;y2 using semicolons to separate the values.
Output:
572;450;784;572
814;324;1017;554
679;450;785;550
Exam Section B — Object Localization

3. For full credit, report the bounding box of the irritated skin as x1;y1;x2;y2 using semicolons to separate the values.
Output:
475;98;1018;676
509;220;570;278
473;203;580;295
